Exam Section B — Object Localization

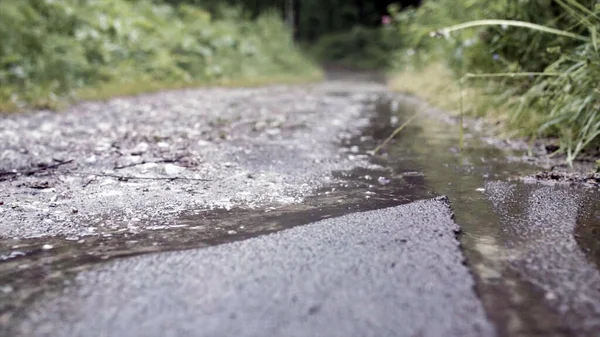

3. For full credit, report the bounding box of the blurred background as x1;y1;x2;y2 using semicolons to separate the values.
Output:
0;0;598;161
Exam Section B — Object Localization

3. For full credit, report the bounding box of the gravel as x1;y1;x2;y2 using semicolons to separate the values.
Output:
0;81;387;239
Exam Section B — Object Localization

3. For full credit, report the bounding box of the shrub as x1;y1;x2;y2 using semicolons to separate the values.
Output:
309;25;404;70
0;0;319;111
391;0;600;161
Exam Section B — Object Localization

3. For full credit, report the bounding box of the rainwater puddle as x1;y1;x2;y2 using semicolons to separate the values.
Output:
575;190;600;269
1;90;599;336
365;95;600;336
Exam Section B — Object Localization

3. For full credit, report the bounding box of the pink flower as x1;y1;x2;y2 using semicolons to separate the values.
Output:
382;15;391;26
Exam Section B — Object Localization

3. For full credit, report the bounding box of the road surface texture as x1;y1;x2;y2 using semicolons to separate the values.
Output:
482;183;600;335
1;75;600;336
0;81;384;239
17;198;495;337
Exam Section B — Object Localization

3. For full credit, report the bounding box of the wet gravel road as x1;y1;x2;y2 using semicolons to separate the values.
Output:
2;76;600;336
0;81;383;239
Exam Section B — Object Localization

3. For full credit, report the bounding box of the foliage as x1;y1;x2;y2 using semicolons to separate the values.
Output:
298;0;416;41
0;0;319;111
391;0;600;161
309;26;403;70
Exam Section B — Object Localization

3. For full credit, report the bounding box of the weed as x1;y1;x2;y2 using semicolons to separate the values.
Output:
390;0;600;162
0;0;320;111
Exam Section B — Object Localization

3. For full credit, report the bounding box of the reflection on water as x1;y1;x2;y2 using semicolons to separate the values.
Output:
575;189;600;270
372;94;600;336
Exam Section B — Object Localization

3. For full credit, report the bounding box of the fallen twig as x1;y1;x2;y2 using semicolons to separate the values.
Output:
0;159;74;178
113;155;186;170
89;173;211;182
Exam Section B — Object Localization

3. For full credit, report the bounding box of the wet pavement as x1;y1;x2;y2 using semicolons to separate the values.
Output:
368;97;600;336
1;76;600;336
17;199;495;337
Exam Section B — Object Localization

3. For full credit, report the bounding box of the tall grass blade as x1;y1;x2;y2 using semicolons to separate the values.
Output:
372;110;421;155
434;19;589;42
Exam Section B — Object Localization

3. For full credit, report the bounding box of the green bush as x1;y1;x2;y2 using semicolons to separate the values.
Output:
0;0;319;111
392;0;600;161
310;25;403;70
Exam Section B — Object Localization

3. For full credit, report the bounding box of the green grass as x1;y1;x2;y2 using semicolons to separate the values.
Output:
388;62;480;115
389;0;600;162
75;70;323;102
0;0;321;112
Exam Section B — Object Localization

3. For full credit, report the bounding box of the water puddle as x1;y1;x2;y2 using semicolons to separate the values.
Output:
365;95;600;336
1;90;599;336
575;189;600;270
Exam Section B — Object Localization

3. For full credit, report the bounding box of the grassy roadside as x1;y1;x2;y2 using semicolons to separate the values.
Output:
0;69;324;114
1;70;324;114
74;70;324;105
386;0;600;163
5;69;323;112
0;0;321;113
388;62;473;115
387;62;513;138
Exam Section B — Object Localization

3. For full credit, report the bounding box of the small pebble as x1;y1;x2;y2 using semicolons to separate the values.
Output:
378;177;391;185
2;251;25;260
0;285;14;294
476;188;486;192
42;244;54;250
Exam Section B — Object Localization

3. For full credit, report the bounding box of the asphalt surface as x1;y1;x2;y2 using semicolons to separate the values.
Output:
18;198;495;337
483;182;600;335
